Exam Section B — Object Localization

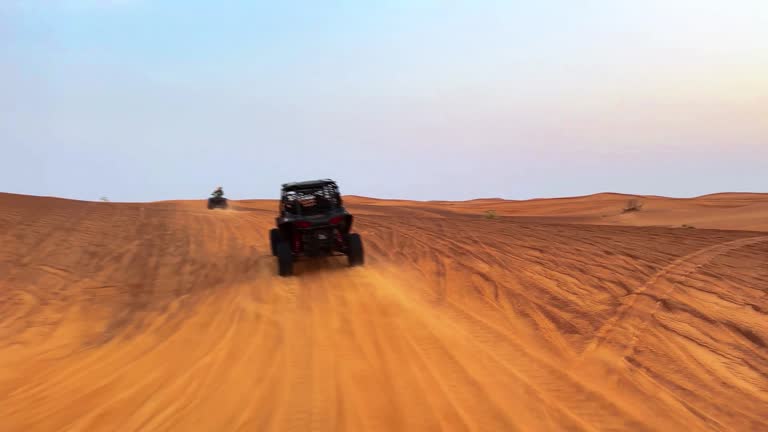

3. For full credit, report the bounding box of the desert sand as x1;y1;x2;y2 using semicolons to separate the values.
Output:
0;192;766;431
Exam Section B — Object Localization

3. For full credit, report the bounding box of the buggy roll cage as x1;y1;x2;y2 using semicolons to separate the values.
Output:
279;179;344;217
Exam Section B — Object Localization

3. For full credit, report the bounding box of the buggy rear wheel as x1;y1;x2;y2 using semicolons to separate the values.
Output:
277;241;294;276
269;228;281;256
346;233;364;267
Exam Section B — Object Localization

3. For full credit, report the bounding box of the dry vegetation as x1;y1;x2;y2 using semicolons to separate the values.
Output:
622;198;644;212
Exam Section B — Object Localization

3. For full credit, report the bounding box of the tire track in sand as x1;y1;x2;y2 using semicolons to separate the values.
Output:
583;235;768;356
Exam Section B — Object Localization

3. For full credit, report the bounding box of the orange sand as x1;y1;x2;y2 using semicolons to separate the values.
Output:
0;192;766;431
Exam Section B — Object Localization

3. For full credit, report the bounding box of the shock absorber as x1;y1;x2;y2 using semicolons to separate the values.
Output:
293;230;301;253
335;229;343;249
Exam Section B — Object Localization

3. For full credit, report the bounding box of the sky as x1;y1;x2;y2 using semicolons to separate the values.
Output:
1;0;766;202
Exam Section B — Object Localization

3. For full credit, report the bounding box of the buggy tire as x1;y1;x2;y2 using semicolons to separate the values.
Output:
277;241;294;276
207;200;213;210
347;233;364;267
269;228;281;256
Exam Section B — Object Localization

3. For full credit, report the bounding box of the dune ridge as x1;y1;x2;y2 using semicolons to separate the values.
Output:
346;192;768;232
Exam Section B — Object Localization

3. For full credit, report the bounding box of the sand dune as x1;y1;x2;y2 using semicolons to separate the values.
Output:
348;192;768;232
0;192;766;431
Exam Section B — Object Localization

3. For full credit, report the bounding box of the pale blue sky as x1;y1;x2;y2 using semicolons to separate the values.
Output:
1;1;766;201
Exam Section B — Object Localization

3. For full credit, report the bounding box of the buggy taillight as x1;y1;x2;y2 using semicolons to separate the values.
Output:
329;216;344;225
295;221;312;229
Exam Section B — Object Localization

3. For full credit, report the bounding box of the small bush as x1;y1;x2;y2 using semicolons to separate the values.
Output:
99;196;110;202
484;210;497;219
623;199;643;213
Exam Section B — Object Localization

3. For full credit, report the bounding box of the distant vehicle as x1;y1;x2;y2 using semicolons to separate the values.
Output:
207;187;228;210
208;196;228;210
270;179;364;276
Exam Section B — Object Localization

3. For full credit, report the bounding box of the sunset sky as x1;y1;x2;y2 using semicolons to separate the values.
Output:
2;1;766;201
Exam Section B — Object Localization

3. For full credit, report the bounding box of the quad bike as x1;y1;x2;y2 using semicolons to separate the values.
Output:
207;195;228;210
269;179;364;276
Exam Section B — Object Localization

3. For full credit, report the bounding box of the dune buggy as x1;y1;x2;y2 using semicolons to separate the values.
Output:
207;195;228;210
270;179;364;276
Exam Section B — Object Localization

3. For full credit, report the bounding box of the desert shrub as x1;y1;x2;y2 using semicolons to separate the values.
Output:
484;210;497;219
99;196;110;202
623;199;643;213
